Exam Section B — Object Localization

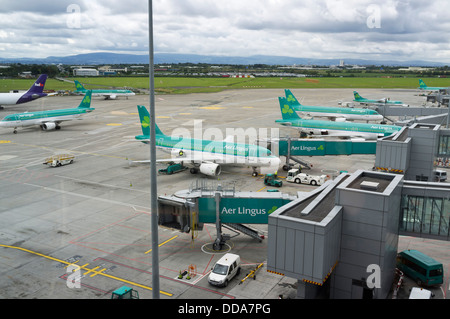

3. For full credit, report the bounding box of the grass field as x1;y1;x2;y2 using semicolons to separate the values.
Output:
1;76;450;94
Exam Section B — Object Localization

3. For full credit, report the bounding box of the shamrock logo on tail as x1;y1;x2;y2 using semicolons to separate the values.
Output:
282;104;293;115
141;116;150;128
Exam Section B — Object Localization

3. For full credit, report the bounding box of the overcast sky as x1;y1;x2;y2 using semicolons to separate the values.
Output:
1;0;449;63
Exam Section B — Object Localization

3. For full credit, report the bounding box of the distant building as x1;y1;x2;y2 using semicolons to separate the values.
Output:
18;71;33;78
398;67;435;72
73;68;99;76
98;66;128;75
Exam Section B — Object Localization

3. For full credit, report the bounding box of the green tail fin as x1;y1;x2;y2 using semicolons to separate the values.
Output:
78;90;93;109
419;79;427;88
279;97;301;120
74;80;86;92
285;89;301;106
137;105;164;136
353;91;364;100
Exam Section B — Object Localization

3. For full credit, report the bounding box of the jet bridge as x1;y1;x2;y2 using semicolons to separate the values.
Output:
158;180;295;250
264;137;376;170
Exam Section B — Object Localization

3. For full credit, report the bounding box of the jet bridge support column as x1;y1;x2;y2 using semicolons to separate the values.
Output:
213;191;230;251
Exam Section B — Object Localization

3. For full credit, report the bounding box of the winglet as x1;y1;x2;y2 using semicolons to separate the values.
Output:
279;97;301;120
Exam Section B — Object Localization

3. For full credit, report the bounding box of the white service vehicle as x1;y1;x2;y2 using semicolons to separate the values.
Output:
409;287;434;299
286;168;328;186
208;253;241;287
43;154;75;167
434;169;447;182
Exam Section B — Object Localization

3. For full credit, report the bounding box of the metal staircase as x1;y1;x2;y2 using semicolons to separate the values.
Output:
224;223;264;242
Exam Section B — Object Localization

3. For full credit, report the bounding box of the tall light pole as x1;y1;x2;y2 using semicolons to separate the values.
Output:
148;0;160;299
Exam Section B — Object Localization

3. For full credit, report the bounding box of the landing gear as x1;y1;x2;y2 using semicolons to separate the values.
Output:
190;167;199;174
251;167;258;177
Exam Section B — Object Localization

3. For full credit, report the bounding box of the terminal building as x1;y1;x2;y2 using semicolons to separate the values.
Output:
267;123;449;299
158;123;450;299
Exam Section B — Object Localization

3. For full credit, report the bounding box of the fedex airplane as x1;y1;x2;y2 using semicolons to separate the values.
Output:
0;75;49;109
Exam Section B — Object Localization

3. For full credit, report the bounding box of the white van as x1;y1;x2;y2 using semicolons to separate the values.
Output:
208;253;241;287
434;170;447;182
409;287;433;299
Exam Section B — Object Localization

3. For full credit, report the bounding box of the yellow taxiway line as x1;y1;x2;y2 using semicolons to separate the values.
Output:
144;235;178;254
0;244;173;297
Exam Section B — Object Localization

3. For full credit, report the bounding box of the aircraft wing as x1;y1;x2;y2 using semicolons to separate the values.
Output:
38;118;76;124
131;157;222;165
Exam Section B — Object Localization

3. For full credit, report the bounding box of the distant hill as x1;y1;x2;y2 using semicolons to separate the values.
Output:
0;52;447;67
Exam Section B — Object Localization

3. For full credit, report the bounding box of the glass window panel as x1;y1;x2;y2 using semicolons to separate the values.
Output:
439;198;450;237
429;198;442;236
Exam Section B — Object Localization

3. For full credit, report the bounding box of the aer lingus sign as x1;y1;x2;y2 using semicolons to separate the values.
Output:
198;197;291;224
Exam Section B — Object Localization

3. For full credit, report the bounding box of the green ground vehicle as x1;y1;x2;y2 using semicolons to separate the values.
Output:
158;162;187;175
264;174;282;187
397;250;443;286
111;286;140;299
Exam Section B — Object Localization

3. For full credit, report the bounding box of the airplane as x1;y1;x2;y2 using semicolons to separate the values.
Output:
134;105;281;177
0;90;94;134
284;89;383;122
276;97;402;140
417;79;449;92
73;80;135;100
353;91;406;106
0;74;49;109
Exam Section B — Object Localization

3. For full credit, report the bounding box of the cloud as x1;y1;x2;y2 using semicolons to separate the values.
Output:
0;0;449;63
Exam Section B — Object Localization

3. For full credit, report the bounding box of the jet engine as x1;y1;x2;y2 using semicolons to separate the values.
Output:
40;122;57;131
199;163;221;176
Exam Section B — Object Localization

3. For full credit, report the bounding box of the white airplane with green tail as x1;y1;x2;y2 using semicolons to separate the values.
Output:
0;91;94;133
276;97;402;140
134;105;280;177
285;89;383;122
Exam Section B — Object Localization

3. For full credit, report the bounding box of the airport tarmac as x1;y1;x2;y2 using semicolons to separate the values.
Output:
0;88;448;299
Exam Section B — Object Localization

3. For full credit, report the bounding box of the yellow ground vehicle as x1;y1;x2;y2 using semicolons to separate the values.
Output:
43;154;75;167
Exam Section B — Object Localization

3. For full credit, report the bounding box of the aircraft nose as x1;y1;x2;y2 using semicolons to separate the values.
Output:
271;156;281;169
